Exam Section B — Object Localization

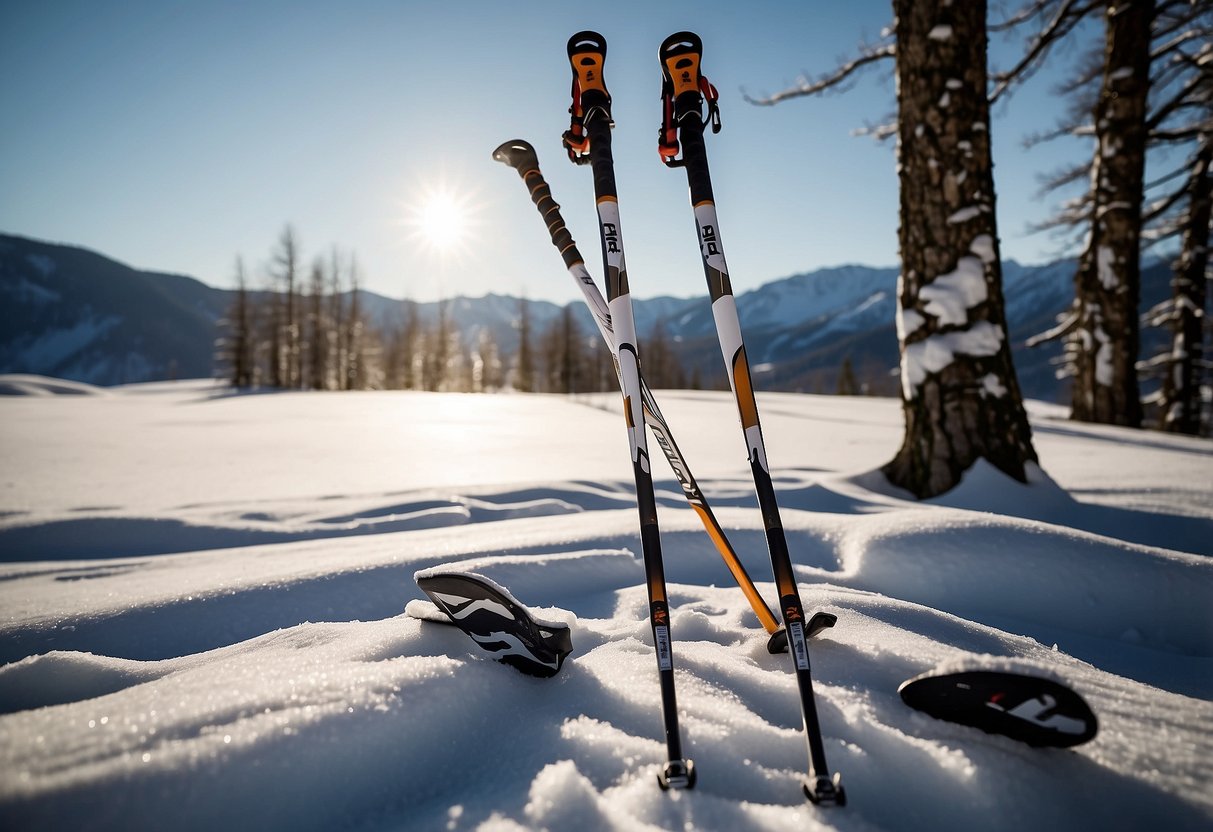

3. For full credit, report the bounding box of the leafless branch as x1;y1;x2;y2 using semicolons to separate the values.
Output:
744;42;895;106
990;0;1102;103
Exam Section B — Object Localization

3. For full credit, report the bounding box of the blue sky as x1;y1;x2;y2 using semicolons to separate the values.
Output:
0;0;1092;303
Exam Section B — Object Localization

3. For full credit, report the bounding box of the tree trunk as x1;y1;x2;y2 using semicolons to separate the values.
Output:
515;298;534;393
1068;0;1153;426
229;259;253;388
1160;137;1211;434
883;0;1038;498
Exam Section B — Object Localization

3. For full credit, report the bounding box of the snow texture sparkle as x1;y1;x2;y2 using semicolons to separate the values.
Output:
0;377;1210;831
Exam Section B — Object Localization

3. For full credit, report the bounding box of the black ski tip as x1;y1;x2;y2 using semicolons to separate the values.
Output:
567;30;607;58
766;627;788;654
492;139;539;174
803;773;845;807
415;570;572;679
657;758;696;791
899;668;1098;748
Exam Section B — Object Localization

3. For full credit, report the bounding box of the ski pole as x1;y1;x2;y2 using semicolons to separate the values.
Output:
657;30;846;807
562;30;695;790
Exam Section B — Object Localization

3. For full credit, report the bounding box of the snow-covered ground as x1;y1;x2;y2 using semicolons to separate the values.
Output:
1;377;1210;831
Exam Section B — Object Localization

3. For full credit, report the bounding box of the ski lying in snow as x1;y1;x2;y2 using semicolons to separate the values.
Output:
899;669;1098;748
562;30;694;791
414;569;573;678
658;31;845;807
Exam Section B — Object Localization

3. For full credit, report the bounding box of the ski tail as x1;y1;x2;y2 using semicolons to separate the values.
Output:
658;31;844;808
415;569;573;678
492;137;785;652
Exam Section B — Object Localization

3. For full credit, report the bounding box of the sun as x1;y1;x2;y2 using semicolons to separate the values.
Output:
402;181;479;259
417;192;466;249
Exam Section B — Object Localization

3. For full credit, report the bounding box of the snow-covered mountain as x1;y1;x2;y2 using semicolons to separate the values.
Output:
0;235;230;384
0;232;1175;400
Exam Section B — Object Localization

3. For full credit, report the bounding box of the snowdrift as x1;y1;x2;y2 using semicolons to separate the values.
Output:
1;383;1209;831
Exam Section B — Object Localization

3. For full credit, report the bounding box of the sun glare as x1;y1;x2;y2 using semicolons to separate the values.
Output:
418;193;465;248
402;181;480;260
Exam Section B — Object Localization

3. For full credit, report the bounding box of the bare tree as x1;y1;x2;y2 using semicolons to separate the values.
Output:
1140;3;1213;434
542;304;589;394
748;0;1037;496
999;0;1209;429
384;301;418;390
304;259;329;390
1066;0;1155;426
342;258;366;390
1153;138;1212;433
642;319;685;390
514;297;535;393
226;257;254;388
424;300;451;392
472;327;503;393
270;226;302;389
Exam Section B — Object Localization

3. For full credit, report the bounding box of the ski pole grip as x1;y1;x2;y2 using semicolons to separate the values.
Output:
492;139;583;269
584;114;617;201
677;117;715;205
492;139;540;174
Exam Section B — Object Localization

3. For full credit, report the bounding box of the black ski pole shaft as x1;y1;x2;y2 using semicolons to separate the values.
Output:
657;31;846;807
491;138;787;652
566;30;695;790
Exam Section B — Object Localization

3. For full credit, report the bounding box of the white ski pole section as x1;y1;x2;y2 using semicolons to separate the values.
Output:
693;200;771;474
694;202;727;276
598;198;625;276
597;197;651;475
570;262;613;347
711;296;770;475
611;296;650;473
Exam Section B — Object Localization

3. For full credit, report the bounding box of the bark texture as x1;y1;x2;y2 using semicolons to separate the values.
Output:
1068;0;1154;426
883;0;1038;498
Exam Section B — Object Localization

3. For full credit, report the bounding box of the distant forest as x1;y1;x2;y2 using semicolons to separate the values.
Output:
216;227;703;396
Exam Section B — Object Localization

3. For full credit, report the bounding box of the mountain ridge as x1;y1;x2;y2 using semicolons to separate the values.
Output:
0;231;1174;399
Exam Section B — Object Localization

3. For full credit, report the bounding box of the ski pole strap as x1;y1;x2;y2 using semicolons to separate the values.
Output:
491;140;583;270
564;31;613;166
658;31;720;168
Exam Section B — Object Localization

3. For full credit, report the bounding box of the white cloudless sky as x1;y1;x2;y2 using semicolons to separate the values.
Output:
0;0;1094;303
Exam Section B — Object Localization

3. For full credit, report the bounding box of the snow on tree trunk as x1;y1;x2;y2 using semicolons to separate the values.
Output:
1159;138;1211;435
1067;0;1153;427
883;0;1037;499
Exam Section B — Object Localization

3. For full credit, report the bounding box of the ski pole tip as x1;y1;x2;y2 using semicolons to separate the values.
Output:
657;758;696;791
803;773;846;807
492;139;539;173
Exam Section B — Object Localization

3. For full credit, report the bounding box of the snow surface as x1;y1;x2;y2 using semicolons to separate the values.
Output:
1;378;1211;831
